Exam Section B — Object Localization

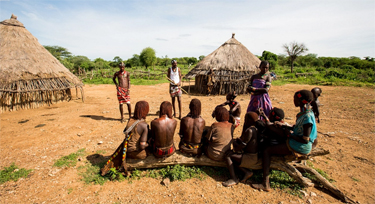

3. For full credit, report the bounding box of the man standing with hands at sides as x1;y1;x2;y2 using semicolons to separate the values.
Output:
113;62;131;123
167;59;182;119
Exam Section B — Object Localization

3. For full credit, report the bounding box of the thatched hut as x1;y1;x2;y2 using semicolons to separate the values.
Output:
0;14;84;112
184;34;261;95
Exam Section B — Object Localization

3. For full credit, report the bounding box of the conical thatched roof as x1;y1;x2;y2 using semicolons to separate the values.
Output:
184;33;261;79
0;14;84;111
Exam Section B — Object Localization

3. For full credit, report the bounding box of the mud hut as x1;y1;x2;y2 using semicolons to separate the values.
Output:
0;14;84;112
184;34;261;95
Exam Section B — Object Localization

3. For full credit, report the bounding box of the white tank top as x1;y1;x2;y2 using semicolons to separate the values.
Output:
169;67;180;85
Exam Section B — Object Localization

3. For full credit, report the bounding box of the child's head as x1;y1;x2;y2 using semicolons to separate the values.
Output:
243;112;259;130
189;98;201;118
214;106;230;122
133;101;149;120
226;91;237;101
159;101;173;118
311;87;322;99
269;107;285;122
294;90;314;107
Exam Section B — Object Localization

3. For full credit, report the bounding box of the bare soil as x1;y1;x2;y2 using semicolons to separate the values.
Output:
1;83;374;204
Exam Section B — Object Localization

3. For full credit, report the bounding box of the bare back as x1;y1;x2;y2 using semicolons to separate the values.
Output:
179;116;205;144
151;116;177;148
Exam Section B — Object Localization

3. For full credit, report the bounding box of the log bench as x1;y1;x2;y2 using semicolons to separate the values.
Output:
126;147;356;203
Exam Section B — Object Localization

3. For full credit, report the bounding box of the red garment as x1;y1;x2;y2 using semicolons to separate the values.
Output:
117;87;130;104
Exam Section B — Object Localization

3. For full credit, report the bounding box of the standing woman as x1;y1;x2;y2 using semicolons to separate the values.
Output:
246;61;273;118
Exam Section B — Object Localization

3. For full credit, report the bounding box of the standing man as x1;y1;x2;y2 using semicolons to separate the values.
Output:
113;62;131;123
167;59;182;119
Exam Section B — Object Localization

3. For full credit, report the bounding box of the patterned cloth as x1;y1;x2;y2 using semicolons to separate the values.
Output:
154;143;176;158
247;79;273;117
288;109;317;154
170;85;182;97
117;86;130;104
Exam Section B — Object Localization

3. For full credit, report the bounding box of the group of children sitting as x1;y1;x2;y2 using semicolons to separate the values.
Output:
101;87;322;192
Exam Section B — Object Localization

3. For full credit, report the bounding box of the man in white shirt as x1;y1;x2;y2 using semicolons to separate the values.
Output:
167;60;182;119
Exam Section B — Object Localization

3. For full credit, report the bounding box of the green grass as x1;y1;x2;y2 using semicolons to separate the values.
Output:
67;187;73;194
251;170;304;197
79;161;109;185
53;149;86;168
351;177;360;182
306;161;335;183
0;163;33;184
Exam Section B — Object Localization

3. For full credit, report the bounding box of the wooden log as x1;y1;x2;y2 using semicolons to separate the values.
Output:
292;163;357;204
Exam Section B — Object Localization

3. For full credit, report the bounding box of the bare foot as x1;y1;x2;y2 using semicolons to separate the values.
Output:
178;115;182;120
240;170;253;183
251;183;272;192
222;179;239;187
121;118;125;123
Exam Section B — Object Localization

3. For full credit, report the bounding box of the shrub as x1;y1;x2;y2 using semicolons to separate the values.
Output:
340;65;356;70
0;163;33;184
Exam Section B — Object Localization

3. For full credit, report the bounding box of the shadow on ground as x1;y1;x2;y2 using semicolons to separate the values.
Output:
80;115;119;121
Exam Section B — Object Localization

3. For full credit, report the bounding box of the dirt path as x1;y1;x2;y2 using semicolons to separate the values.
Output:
1;83;374;203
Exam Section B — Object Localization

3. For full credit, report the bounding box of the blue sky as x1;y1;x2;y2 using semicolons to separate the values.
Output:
1;0;374;61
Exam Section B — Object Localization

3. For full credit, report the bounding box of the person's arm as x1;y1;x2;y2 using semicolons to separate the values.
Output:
127;71;131;90
247;76;255;93
230;101;240;113
113;72;118;87
217;101;229;107
177;67;182;86
138;122;149;150
289;123;312;144
167;68;170;80
311;101;320;123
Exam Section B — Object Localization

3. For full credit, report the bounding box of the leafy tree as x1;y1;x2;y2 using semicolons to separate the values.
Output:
110;56;123;67
283;42;308;72
44;45;72;60
199;55;205;61
260;51;278;69
187;57;198;65
68;55;94;71
126;54;141;68
139;47;157;69
94;58;110;69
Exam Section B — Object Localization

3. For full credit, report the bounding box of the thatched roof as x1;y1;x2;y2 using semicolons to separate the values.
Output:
0;14;83;91
184;33;261;79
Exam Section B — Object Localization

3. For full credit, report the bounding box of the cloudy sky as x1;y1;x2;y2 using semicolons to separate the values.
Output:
1;0;374;61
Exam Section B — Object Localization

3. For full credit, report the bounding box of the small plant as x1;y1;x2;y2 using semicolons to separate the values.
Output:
79;161;109;185
0;163;33;184
67;188;73;194
159;165;205;181
53;149;86;168
351;177;360;182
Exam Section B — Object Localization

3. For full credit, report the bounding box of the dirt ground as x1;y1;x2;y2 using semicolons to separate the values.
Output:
1;82;374;204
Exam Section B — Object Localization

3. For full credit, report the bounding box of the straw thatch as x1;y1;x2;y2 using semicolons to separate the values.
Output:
0;14;84;112
184;33;261;95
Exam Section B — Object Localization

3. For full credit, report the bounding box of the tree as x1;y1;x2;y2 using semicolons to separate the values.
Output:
126;54;140;68
199;55;205;61
139;47;157;69
187;57;198;65
283;42;308;72
110;56;123;67
44;45;72;60
260;50;278;70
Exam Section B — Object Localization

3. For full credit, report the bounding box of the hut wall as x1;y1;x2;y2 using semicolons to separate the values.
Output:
194;70;256;95
0;78;84;112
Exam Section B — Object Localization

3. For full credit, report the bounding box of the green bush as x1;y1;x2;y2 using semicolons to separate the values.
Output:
53;149;85;168
340;65;356;70
0;163;33;184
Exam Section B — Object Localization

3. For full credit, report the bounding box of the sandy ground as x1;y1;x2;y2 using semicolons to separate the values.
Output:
0;82;374;204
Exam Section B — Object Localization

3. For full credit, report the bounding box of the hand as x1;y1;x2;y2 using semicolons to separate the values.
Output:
126;89;130;95
256;108;264;116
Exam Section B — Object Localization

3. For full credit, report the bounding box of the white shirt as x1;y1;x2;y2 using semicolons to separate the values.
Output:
169;67;180;85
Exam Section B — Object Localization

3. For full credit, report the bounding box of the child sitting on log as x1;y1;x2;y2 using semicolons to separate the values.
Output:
179;99;206;156
203;106;234;161
222;112;265;187
251;90;317;192
150;101;177;158
215;91;241;128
